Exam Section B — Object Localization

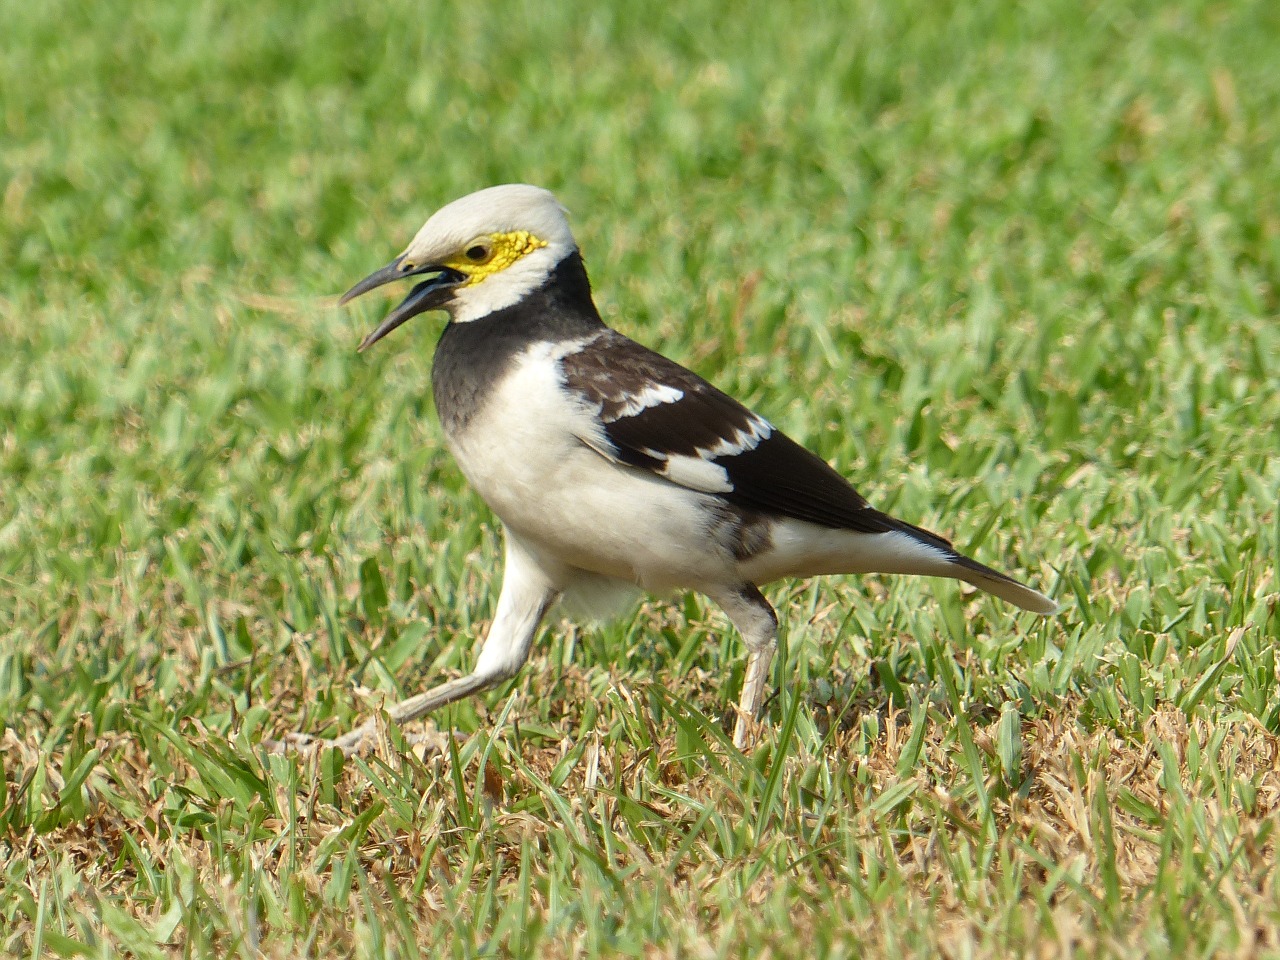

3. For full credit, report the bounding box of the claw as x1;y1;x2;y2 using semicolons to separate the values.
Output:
262;725;467;758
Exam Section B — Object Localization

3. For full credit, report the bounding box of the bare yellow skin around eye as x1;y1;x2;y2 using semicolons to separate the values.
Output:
443;230;548;285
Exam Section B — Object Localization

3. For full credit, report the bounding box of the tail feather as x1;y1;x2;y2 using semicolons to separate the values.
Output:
738;512;1059;614
887;516;1059;615
949;559;1059;614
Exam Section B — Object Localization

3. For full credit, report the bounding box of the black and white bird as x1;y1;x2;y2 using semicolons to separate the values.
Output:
310;184;1056;753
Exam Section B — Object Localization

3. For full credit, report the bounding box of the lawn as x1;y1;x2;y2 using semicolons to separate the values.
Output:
2;0;1278;956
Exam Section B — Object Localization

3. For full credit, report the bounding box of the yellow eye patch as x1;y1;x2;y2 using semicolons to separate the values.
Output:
443;230;548;285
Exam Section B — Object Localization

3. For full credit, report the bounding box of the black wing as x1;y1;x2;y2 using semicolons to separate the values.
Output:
560;330;904;537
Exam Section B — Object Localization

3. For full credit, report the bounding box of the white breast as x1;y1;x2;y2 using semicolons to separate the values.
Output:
444;341;740;592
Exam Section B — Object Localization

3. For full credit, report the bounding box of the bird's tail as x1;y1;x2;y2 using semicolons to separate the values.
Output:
948;556;1059;614
889;517;1059;615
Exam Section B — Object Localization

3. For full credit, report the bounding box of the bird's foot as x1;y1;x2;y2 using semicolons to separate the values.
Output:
262;727;373;757
264;722;463;758
732;710;763;751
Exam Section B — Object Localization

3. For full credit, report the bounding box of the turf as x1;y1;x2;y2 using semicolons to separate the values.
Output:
2;0;1279;955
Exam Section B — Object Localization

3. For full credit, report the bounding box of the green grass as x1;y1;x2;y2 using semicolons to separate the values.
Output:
3;0;1279;955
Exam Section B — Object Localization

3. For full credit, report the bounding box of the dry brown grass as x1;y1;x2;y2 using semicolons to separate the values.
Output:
6;662;1280;957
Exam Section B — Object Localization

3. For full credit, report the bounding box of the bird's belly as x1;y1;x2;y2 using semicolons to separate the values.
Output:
447;430;733;592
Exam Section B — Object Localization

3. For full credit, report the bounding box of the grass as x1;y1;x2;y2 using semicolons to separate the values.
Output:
2;0;1278;955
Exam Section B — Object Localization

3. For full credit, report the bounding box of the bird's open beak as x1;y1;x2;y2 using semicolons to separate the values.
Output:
339;256;465;352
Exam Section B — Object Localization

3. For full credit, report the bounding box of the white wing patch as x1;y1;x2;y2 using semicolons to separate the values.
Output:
544;332;606;361
658;454;733;493
695;414;773;459
604;382;685;421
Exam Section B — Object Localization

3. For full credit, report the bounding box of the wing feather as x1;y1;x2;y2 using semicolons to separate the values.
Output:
560;331;901;536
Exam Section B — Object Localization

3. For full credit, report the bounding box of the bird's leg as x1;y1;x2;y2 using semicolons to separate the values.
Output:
737;646;776;747
708;584;778;749
277;535;558;756
317;672;512;756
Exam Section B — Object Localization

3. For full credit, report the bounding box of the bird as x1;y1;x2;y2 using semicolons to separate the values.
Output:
297;183;1057;754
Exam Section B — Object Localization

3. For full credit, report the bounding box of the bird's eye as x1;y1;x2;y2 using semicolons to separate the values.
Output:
465;242;492;263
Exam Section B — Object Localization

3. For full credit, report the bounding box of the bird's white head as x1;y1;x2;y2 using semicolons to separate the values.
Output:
340;184;579;349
